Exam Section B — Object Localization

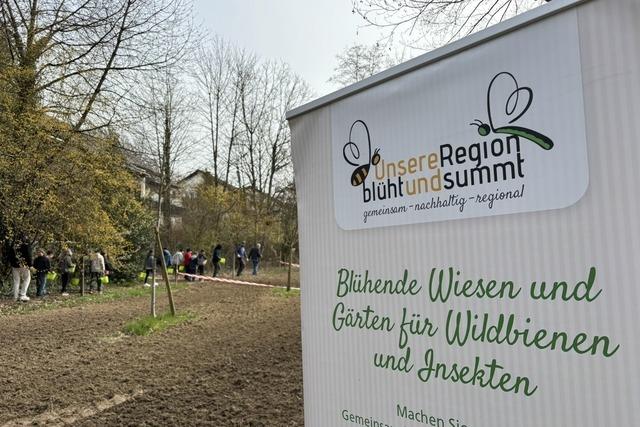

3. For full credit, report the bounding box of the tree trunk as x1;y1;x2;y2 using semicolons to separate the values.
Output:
150;244;156;318
287;246;293;292
162;102;173;242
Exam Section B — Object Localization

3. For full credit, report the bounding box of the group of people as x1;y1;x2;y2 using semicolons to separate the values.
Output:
142;242;262;283
3;239;266;302
235;242;263;277
4;241;110;302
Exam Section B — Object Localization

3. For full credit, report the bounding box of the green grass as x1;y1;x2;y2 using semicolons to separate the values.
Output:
0;282;189;316
271;287;300;298
123;312;196;336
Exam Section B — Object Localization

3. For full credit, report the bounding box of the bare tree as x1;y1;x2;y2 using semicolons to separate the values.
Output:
216;48;245;190
0;0;192;131
277;183;297;292
263;65;310;197
237;60;275;196
351;0;542;49
236;60;310;198
329;43;395;87
232;59;310;241
128;67;195;242
191;37;310;249
224;54;244;190
192;43;256;191
193;36;232;185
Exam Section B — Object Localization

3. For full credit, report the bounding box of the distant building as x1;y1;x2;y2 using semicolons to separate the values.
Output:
128;166;236;229
128;162;183;228
178;169;235;195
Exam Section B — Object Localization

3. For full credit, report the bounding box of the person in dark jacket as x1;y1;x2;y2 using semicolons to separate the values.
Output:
248;243;262;276
33;249;51;297
58;248;74;296
5;239;33;302
183;249;193;281
162;247;172;268
212;244;222;277
188;253;199;281
143;250;154;285
236;242;246;276
101;251;113;274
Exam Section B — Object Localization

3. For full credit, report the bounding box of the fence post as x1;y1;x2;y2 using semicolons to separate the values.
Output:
287;246;294;292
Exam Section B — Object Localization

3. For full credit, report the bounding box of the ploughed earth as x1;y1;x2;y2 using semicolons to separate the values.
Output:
0;282;303;426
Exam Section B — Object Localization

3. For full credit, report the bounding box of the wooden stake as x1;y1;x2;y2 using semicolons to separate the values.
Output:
155;228;176;316
81;256;85;296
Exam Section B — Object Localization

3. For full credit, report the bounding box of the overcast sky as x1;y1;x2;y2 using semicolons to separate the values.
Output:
192;0;388;99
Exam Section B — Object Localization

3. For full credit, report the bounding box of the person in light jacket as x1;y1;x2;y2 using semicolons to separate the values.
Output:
196;250;207;279
5;239;33;302
163;247;172;268
172;249;184;279
89;249;105;293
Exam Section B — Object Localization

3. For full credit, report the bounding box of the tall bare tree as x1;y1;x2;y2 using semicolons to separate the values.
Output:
224;48;255;190
233;59;310;241
191;37;310;251
128;67;195;243
351;0;542;49
193;36;231;185
0;0;192;131
236;60;309;197
263;64;310;197
329;43;395;87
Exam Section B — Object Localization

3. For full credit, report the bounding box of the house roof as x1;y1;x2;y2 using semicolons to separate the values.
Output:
177;169;237;190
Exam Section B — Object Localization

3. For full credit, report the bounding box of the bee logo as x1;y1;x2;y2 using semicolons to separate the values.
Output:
470;71;554;151
343;120;381;187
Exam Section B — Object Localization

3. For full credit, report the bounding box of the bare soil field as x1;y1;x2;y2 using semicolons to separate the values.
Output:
0;282;303;426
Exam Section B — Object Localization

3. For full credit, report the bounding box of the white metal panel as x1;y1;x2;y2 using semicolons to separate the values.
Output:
290;0;640;425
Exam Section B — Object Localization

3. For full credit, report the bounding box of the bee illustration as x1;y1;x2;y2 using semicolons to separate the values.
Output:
371;148;381;166
470;71;554;151
343;120;381;187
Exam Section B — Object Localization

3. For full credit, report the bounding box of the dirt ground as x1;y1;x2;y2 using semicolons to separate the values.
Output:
0;282;303;426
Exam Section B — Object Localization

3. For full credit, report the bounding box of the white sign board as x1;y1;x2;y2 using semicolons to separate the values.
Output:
331;13;588;230
289;0;640;426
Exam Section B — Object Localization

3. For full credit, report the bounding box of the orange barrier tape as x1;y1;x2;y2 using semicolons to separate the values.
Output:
177;272;300;290
278;261;300;268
